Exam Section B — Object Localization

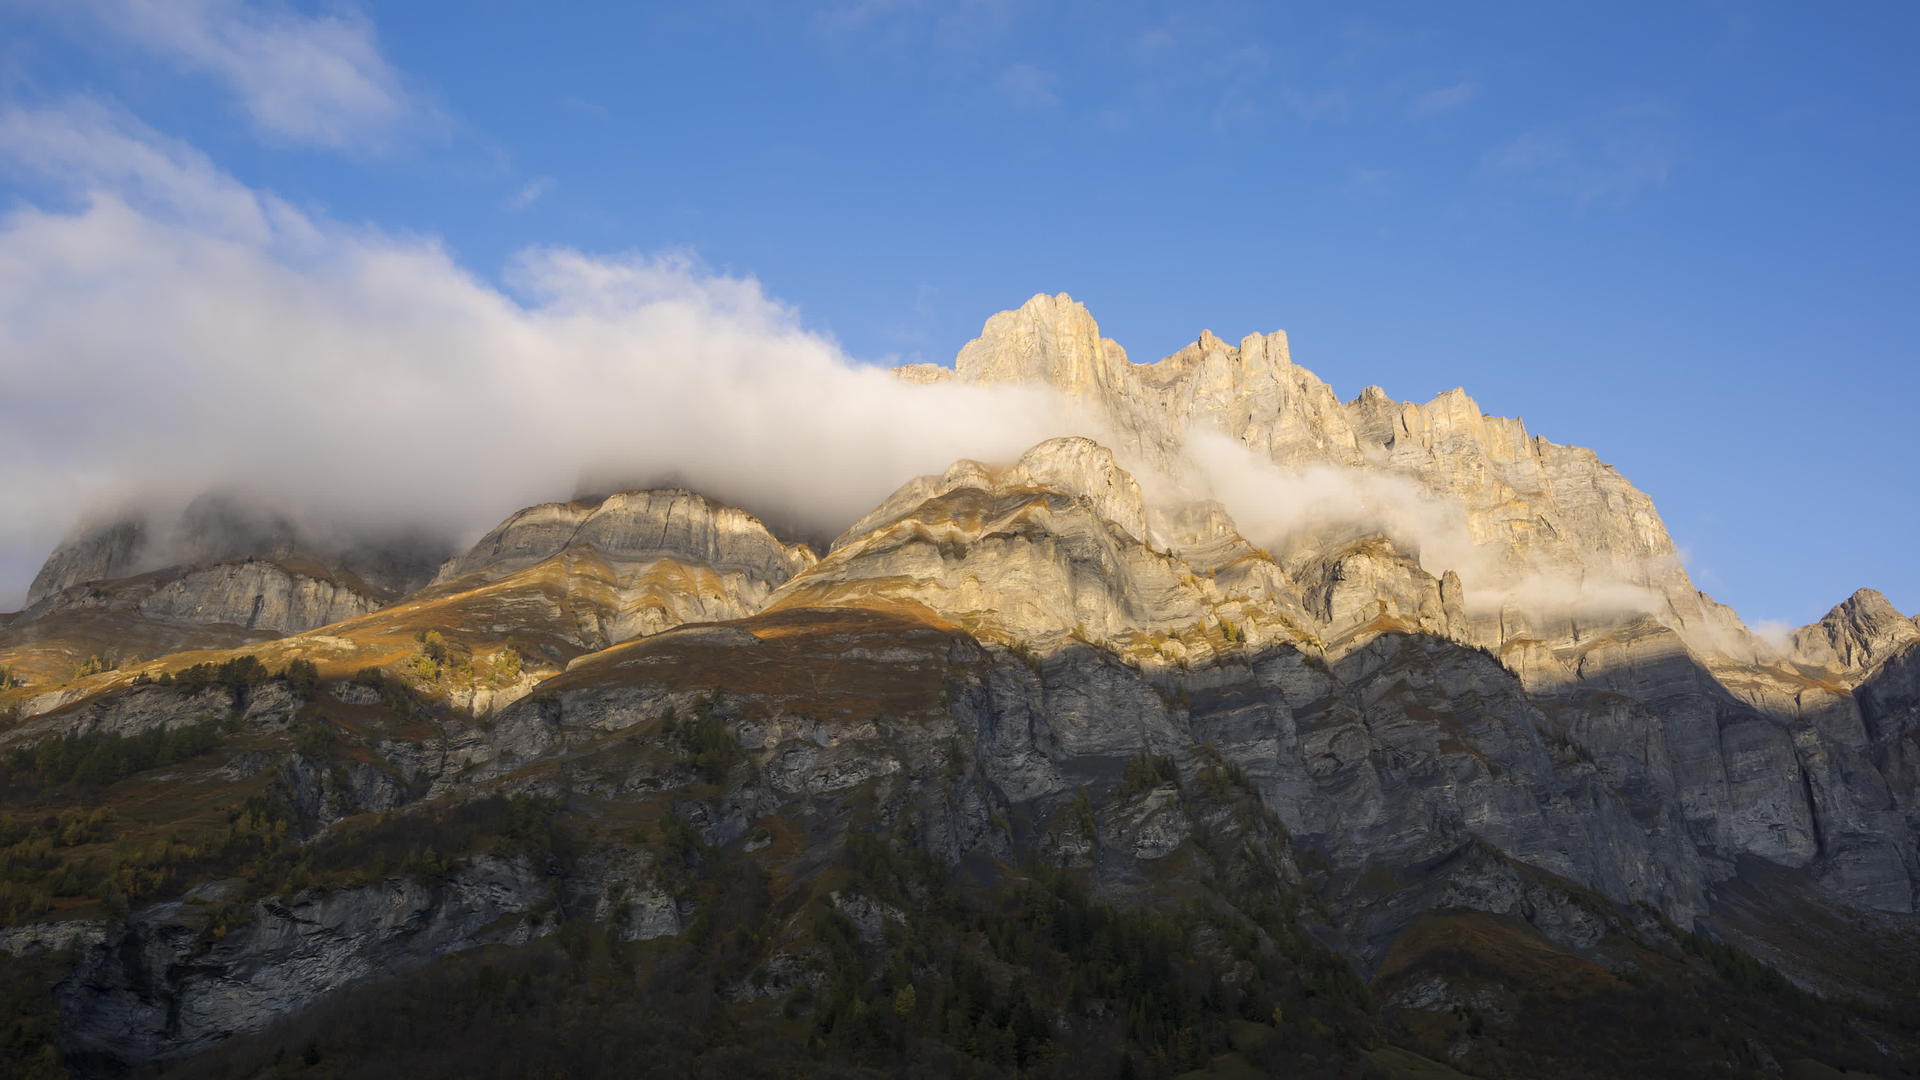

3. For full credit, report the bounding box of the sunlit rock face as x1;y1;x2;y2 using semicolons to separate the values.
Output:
909;293;1753;658
772;436;1231;651
875;294;1920;918
436;488;814;588
432;487;817;649
1791;588;1920;672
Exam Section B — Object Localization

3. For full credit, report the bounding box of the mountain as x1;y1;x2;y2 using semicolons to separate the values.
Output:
2;295;1918;1079
1;495;450;692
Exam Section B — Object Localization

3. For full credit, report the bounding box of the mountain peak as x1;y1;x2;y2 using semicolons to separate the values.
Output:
438;487;813;587
954;291;1122;394
1792;586;1920;672
1845;586;1896;610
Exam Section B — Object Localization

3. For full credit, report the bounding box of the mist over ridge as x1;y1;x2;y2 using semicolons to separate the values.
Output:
0;100;1099;607
0;100;1890;659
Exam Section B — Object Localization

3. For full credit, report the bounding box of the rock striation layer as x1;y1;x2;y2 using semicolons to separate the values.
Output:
433;488;816;648
437;488;813;588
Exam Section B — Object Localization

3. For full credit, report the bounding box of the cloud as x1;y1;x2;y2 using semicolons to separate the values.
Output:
55;0;431;150
1410;79;1478;118
1175;430;1666;621
997;63;1059;109
0;99;315;243
505;177;554;211
0;101;1085;605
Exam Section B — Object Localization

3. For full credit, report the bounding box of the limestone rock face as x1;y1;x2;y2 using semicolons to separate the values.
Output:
438;489;813;587
953;293;1130;402
917;292;1765;670
774;438;1310;662
892;362;954;386
30;495;446;605
868;297;1920;920
19;490;445;645
1792;588;1920;673
836;435;1151;551
26;518;145;605
766;435;1756;922
132;560;383;635
1296;536;1456;643
15;494;450;672
424;489;817;653
0;557;388;685
20;558;386;633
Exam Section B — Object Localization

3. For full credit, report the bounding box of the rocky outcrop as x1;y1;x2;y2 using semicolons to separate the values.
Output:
136;560;381;634
23;494;447;614
890;299;1920;920
12;559;384;640
773;437;1313;661
60;861;554;1064
1294;536;1462;643
417;489;817;654
771;429;1920;918
1791;588;1920;674
0;557;388;693
437;489;813;587
4;494;453;698
26;518;146;606
909;293;1771;671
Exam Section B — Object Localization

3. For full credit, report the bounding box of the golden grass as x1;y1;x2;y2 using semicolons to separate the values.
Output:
549;606;964;723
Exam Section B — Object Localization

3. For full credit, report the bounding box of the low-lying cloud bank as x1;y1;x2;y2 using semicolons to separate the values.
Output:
1177;430;1668;620
0;100;1082;606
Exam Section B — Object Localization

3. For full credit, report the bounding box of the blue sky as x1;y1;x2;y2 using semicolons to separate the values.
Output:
0;1;1914;626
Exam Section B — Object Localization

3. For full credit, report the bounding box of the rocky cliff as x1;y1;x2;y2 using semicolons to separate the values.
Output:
2;296;1918;1079
28;495;446;606
433;487;817;647
437;488;814;589
879;297;1920;920
2;496;452;689
902;293;1767;668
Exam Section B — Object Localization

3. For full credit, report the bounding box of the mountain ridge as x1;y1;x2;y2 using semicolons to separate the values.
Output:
2;294;1917;1078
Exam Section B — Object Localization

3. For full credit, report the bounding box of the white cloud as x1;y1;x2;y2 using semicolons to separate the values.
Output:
58;0;430;150
1750;619;1795;650
1410;79;1479;118
1177;430;1665;620
0;99;307;243
0;101;1083;604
